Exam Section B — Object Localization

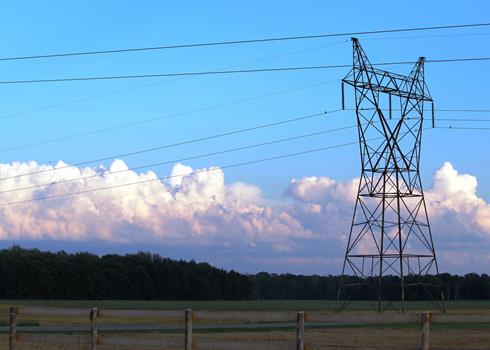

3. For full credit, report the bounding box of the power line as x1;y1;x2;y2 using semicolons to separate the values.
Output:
0;128;410;207
428;57;490;64
0;80;338;153
361;30;490;43
352;108;490;113
0;100;485;156
1;22;489;62
0;128;439;207
434;126;490;130
0;64;357;84
436;109;490;113
0;110;340;181
2;57;490;85
0;140;361;207
0;41;347;121
0;124;358;196
0;37;479;121
1;95;484;160
436;118;490;122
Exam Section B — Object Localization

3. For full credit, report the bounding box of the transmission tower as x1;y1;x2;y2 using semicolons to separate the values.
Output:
336;38;445;313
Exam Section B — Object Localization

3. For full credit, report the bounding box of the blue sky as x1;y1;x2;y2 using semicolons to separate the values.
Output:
0;1;489;274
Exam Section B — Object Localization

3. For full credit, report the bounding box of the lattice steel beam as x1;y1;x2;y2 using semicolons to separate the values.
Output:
336;38;445;313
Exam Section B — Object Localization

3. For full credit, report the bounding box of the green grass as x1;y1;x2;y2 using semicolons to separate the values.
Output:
0;300;488;336
1;299;489;311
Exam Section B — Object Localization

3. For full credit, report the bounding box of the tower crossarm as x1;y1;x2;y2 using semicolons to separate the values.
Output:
343;67;433;102
336;38;444;314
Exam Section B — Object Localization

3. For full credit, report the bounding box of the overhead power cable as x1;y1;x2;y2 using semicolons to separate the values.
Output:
0;129;438;207
0;40;346;119
428;57;490;64
0;22;488;62
361;30;490;43
0;100;485;160
0;140;361;207
1;57;490;85
436;109;490;113
0;110;341;181
436;118;490;122
0;41;347;121
434;126;490;130
0;64;357;84
0;80;338;153
0;124;358;196
350;108;490;113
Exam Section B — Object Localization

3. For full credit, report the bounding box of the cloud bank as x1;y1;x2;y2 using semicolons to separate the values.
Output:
0;160;313;249
0;159;488;273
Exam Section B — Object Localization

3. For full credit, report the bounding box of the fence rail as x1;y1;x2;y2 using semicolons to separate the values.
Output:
8;305;490;350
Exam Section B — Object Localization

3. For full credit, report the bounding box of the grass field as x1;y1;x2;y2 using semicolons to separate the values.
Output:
3;299;490;311
2;299;490;327
2;328;490;350
1;300;490;349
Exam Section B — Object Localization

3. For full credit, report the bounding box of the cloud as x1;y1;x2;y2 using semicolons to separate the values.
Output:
286;176;358;205
0;159;488;273
284;176;358;243
285;162;490;239
0;160;313;248
426;162;490;238
284;162;490;272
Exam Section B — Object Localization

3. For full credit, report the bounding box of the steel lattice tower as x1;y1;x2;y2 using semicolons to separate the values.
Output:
336;38;445;313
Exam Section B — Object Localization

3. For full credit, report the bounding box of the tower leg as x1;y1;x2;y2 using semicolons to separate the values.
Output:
336;38;444;313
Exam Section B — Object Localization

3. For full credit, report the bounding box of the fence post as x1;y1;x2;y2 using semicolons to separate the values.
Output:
296;311;305;350
9;306;17;350
421;311;431;350
185;309;193;350
90;307;98;350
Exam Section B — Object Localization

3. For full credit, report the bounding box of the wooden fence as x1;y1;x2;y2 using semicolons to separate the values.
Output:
7;306;490;350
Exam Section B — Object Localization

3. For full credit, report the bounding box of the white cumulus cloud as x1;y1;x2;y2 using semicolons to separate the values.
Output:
0;159;488;273
426;161;490;237
0;160;313;246
284;162;490;272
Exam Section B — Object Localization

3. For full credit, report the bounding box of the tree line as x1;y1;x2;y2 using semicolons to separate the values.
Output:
0;246;488;300
252;273;490;300
0;246;252;300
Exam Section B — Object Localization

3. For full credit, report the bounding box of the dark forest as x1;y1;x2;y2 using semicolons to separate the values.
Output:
1;247;488;300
